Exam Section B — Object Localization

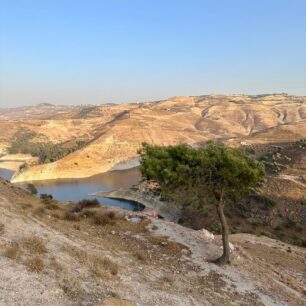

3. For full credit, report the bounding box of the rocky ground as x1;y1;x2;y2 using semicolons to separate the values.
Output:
0;178;305;306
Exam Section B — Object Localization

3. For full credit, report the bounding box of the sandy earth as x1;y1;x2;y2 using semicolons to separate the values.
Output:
0;178;305;306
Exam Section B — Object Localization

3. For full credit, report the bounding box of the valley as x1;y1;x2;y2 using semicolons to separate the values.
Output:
1;94;305;183
0;94;306;305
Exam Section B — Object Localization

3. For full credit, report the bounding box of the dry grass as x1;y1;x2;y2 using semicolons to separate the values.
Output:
26;255;44;272
20;203;33;210
49;256;64;273
21;235;47;254
71;199;100;213
59;274;82;299
73;224;81;230
160;274;175;285
134;250;146;262
3;244;20;259
0;223;4;235
51;211;64;219
43;200;60;210
147;235;184;256
89;255;119;277
63;211;81;221
93;210;117;226
64;245;118;278
33;206;46;216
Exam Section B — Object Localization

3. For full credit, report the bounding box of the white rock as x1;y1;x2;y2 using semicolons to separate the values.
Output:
200;229;214;240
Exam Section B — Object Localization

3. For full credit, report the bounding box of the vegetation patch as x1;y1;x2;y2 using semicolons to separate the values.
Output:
63;245;119;278
9;129;85;164
59;275;82;299
3;244;20;259
70;199;100;213
63;211;81;221
26;255;44;272
134;250;146;262
139;141;265;264
93;210;117;226
0;223;4;235
26;183;38;195
21;235;47;254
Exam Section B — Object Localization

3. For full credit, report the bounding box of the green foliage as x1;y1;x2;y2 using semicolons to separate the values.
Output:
40;193;53;200
139;141;265;204
9;130;85;164
26;183;38;195
250;194;276;209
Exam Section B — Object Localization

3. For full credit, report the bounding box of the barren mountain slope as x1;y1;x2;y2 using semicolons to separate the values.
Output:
0;178;305;306
2;94;305;182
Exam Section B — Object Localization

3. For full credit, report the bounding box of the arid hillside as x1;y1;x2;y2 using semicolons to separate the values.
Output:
0;178;305;305
0;94;305;182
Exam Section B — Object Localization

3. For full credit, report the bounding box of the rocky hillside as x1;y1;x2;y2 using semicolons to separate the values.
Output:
0;178;305;305
1;94;305;182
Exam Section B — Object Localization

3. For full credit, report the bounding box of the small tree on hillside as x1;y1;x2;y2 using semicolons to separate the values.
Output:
26;183;38;195
139;141;265;264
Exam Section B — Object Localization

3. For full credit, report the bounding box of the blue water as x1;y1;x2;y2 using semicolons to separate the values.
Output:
0;166;143;211
0;168;14;181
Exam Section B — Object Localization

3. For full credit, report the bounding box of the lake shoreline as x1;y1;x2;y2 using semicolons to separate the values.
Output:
11;157;140;183
0;166;142;211
94;187;181;222
0;161;22;171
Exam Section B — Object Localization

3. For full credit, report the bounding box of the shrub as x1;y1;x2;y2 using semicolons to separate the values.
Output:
93;211;117;226
283;219;296;229
59;275;82;298
43;200;60;210
251;194;276;209
71;199;100;213
89;256;118;277
8;130;86;164
40;193;53;200
64;211;81;221
0;223;4;235
134;250;146;261
33;206;46;216
26;256;44;272
3;244;20;259
26;183;38;195
65;246;119;278
21;235;47;254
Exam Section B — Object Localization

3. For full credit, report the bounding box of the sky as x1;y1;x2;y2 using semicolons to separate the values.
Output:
0;0;306;107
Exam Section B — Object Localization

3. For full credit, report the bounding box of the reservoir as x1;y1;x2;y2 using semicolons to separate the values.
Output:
0;166;143;211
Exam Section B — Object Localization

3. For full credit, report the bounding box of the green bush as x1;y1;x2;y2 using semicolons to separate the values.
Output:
9;130;85;164
40;194;53;200
26;183;38;195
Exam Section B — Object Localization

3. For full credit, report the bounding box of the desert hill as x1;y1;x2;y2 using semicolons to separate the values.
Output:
0;178;305;305
1;94;304;182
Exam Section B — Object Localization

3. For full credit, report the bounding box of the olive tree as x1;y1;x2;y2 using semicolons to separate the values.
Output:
139;141;265;264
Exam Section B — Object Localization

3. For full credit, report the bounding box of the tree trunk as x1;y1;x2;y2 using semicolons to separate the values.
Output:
214;196;231;265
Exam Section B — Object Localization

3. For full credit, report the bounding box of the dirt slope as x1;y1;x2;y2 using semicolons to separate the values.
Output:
0;178;305;305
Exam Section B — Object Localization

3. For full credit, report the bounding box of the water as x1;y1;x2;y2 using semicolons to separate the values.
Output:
0;165;143;210
0;168;14;181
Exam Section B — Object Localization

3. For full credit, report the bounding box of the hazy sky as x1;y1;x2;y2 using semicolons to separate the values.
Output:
1;0;306;107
